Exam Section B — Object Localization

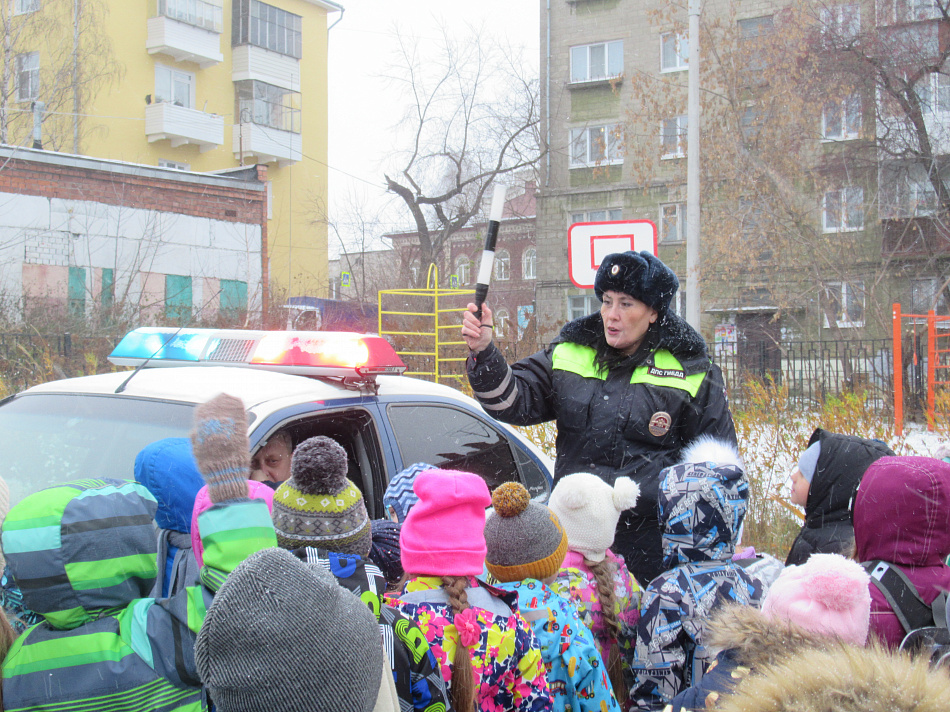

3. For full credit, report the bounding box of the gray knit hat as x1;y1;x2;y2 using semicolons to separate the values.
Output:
195;547;383;712
484;482;567;583
272;436;371;556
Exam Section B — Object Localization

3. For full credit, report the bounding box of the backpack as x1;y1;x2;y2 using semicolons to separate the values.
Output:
862;560;950;666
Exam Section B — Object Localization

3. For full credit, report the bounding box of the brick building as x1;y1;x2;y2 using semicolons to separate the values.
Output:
0;146;267;324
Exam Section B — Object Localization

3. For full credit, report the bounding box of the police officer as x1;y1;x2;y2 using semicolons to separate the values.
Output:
461;250;737;584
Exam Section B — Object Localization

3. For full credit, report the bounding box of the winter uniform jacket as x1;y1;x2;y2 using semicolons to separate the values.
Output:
1;478;277;712
390;575;552;712
467;311;737;585
134;438;205;598
549;550;641;676
853;456;950;649
496;578;621;712
669;605;836;712
293;547;452;712
630;454;763;711
716;643;950;712
785;429;894;567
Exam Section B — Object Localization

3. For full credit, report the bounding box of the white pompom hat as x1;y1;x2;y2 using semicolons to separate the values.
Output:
547;473;640;563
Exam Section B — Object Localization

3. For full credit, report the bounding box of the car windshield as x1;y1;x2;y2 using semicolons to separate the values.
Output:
0;393;195;504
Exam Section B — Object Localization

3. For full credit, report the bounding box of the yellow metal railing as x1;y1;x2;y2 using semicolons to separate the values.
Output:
378;264;474;384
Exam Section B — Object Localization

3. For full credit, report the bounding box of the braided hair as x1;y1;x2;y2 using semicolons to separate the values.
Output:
441;576;476;712
586;556;628;703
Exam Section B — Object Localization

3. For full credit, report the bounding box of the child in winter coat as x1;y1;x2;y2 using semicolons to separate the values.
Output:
134;437;206;597
853;455;950;648
547;472;642;707
1;393;278;712
485;481;621;712
270;436;451;712
390;468;552;712
669;553;872;712
630;437;763;711
785;428;893;566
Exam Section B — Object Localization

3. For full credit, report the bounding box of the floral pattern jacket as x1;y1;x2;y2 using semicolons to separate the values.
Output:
390;575;552;712
496;578;621;712
549;549;641;667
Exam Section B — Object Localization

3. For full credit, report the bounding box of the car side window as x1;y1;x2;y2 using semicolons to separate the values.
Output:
387;404;520;491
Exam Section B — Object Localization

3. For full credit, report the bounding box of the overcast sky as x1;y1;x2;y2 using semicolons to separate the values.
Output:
325;0;540;256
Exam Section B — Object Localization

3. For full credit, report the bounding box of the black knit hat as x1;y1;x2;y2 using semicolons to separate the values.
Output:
593;250;679;314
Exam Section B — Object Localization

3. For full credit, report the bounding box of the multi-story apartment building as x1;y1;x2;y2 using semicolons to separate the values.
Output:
537;0;950;348
3;0;338;318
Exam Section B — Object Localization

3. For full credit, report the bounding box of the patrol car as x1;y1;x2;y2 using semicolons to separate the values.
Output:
0;328;553;512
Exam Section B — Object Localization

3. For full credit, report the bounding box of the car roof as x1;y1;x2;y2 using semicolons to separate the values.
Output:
21;366;482;413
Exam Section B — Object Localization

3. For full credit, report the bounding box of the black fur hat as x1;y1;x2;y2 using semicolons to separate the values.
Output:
593;250;679;314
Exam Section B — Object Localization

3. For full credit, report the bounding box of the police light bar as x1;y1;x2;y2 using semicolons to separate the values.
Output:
108;328;406;378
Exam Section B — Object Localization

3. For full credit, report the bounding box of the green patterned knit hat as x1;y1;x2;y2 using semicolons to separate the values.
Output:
272;436;371;556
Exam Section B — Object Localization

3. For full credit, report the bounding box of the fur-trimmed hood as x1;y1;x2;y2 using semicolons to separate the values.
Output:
705;604;835;671
555;310;710;373
718;643;950;712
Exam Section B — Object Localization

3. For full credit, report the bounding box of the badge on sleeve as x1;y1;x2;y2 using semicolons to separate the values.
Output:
648;411;671;437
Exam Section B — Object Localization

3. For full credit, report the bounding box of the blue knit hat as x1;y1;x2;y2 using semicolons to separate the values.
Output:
383;462;433;523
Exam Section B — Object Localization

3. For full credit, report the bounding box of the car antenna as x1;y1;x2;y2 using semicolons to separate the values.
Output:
114;325;186;394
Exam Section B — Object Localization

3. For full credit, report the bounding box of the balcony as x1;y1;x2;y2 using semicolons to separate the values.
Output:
231;45;299;92
146;102;224;152
881;216;950;256
146;15;223;68
233;123;301;166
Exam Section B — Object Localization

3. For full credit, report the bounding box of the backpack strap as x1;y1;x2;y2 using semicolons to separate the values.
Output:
863;560;935;634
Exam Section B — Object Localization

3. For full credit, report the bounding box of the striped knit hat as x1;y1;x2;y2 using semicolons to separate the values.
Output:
485;482;567;583
2;479;158;630
272;436;371;556
383;462;432;522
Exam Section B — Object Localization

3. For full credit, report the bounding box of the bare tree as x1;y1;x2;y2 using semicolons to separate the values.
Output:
382;23;541;280
0;0;120;151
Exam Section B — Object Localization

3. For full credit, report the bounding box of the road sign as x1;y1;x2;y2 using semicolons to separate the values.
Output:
567;220;658;288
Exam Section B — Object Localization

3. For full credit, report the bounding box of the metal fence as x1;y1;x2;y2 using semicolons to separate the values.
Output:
710;338;894;409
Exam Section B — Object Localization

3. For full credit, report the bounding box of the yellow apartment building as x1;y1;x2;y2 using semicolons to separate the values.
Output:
4;0;339;310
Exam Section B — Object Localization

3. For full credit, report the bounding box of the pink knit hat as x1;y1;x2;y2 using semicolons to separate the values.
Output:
762;552;871;646
400;469;491;577
191;481;275;567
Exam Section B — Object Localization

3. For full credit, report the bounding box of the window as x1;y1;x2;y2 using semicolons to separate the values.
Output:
879;0;940;24
14;0;39;14
68;266;85;317
571;209;622;223
823;187;864;231
522;248;536;280
232;0;302;59
661;115;687;159
154;64;194;109
820;4;860;39
822;94;862;140
517;305;535;338
568;294;598;320
165;274;193;323
159;159;191;171
100;268;114;315
915;72;950;114
455;256;471;285
158;0;223;33
220;279;248;320
409;260;421;285
495;308;510;337
739;15;773;72
660;203;687;243
15;52;38;102
660;32;688;72
825;282;865;327
670;287;686;318
387;404;524;492
911;278;950;315
570;124;623;167
570;41;623;83
235;80;300;133
494;249;510;281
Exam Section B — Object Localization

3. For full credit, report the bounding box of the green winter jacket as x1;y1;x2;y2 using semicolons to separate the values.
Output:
1;478;276;712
